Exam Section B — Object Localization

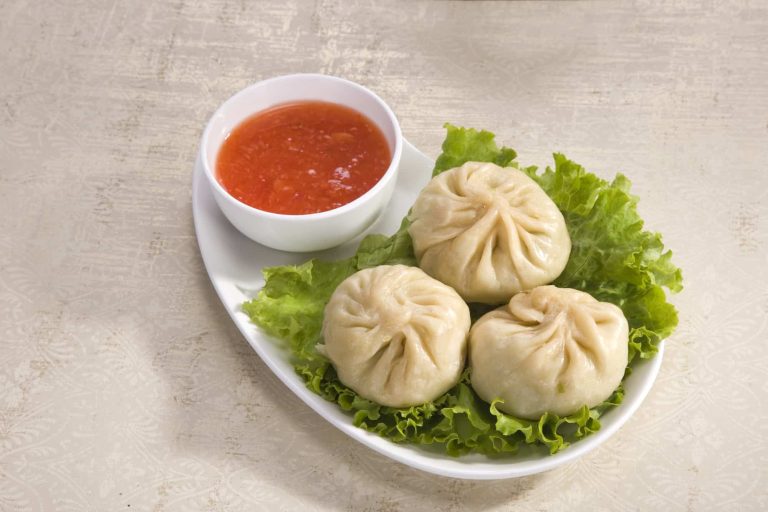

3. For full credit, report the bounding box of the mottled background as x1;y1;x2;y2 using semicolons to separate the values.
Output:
1;0;767;510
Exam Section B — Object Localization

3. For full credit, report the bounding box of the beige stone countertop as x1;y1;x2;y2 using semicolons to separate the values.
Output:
1;0;766;510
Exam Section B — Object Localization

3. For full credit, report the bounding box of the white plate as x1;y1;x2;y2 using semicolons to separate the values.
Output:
192;138;664;480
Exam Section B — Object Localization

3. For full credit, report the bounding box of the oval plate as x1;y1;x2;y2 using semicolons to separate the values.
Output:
192;139;664;479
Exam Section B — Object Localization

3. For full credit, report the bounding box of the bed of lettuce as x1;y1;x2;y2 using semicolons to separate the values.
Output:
243;124;683;457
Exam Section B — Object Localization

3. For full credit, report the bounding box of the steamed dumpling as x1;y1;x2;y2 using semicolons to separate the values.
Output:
469;285;628;419
320;265;470;408
408;161;570;304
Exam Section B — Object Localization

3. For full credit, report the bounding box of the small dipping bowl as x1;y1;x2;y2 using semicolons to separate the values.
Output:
200;74;403;252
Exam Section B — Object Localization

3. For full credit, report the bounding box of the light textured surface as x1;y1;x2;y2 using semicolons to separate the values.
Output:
1;0;767;510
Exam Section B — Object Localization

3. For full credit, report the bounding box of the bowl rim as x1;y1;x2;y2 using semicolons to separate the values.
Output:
199;73;404;221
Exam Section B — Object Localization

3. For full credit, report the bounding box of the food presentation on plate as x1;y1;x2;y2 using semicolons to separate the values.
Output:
241;122;682;454
194;74;682;478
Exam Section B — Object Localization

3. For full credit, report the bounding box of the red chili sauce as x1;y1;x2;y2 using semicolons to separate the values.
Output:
216;101;392;215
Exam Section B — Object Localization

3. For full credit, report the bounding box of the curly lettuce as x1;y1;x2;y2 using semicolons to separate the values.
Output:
243;123;682;456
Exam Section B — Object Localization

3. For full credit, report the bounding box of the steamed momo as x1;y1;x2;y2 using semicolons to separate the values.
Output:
320;265;470;408
469;286;628;419
408;161;571;304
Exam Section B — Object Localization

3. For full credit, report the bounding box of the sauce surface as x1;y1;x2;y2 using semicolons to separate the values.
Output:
216;101;391;215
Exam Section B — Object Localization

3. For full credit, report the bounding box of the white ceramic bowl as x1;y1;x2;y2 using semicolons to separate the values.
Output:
200;74;403;252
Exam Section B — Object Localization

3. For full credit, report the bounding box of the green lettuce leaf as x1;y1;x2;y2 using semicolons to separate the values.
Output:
433;124;518;175
522;154;682;361
243;123;682;457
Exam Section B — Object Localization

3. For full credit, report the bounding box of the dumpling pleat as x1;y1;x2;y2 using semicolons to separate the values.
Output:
408;162;571;303
468;286;628;418
322;265;470;408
